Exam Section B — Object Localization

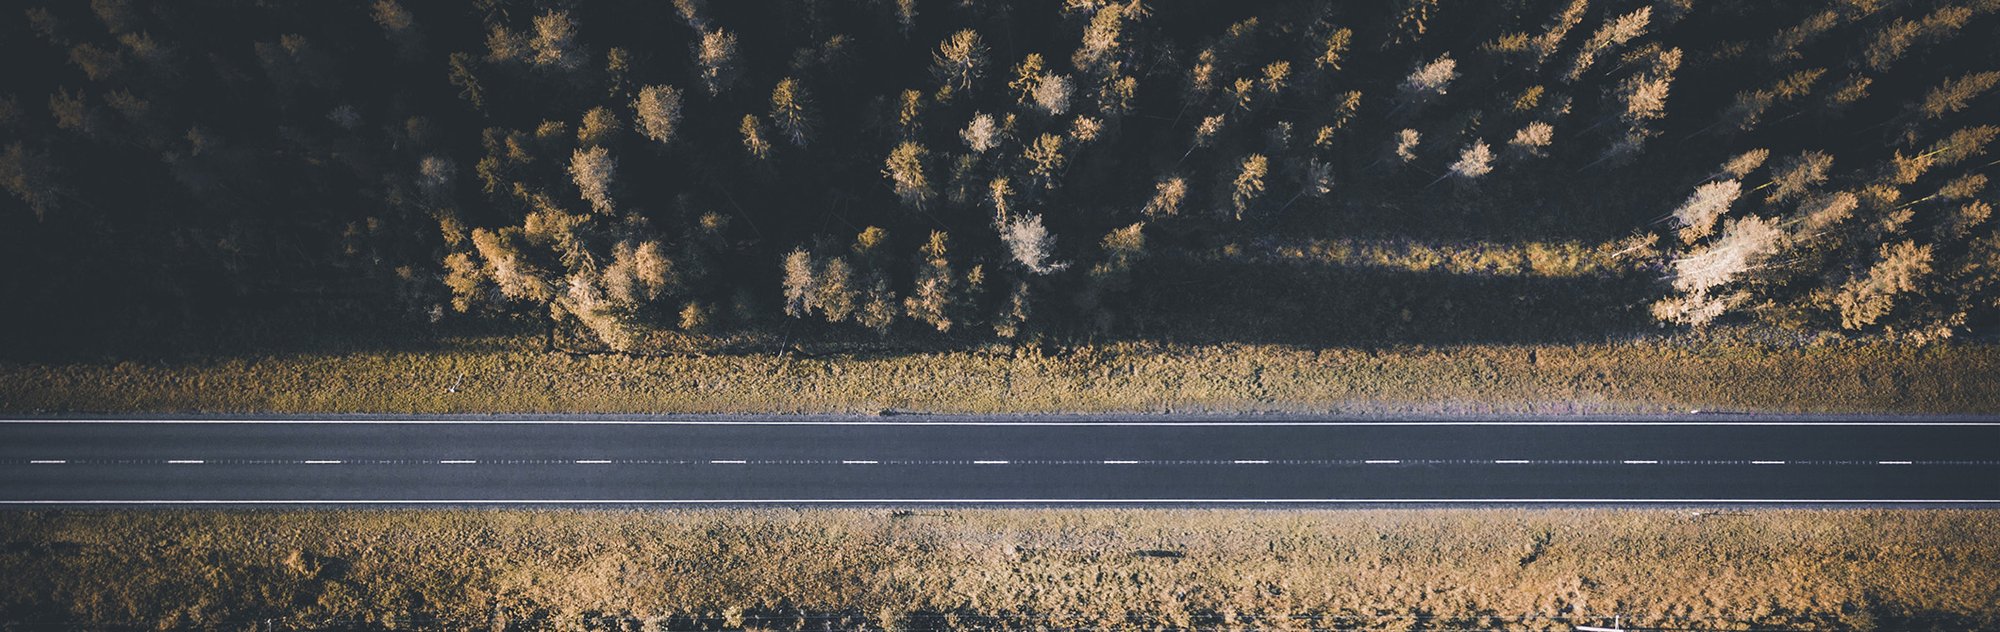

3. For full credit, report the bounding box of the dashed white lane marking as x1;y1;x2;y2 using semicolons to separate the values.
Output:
841;460;879;464
1623;460;1659;464
166;460;203;464
1365;460;1401;464
575;460;612;464
29;460;65;464
1103;460;1140;464
302;460;342;464
972;460;1010;464
439;460;476;464
710;460;746;464
1494;460;1531;464
1879;460;1913;465
1752;460;1786;465
1232;460;1270;464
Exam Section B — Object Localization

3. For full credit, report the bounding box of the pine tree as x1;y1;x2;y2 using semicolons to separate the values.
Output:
769;77;815;146
1230;154;1268;219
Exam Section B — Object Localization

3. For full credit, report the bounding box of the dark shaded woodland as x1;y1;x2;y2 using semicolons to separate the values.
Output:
3;0;1998;356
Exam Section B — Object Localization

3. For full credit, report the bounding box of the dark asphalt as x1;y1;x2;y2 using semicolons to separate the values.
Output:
3;419;1998;504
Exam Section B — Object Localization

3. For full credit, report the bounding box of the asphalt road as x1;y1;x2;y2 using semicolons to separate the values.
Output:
3;417;1998;505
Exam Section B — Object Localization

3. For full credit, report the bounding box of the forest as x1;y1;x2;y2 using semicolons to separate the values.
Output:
3;0;1999;357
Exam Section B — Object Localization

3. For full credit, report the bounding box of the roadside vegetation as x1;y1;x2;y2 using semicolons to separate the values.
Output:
6;329;2000;414
2;509;1995;631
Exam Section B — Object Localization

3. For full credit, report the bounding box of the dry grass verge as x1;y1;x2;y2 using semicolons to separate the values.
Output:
3;335;1999;414
0;509;1994;631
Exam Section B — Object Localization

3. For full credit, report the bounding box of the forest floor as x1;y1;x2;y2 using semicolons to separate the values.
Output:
1;508;1993;631
4;332;1998;414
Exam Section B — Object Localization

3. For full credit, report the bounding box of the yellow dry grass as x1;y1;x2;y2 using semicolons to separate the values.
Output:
0;509;1994;631
3;336;1998;414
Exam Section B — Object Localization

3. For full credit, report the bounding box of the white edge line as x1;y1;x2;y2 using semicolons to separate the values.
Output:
166;460;204;464
1102;460;1140;464
1232;460;1270;464
710;460;747;464
1364;459;1401;464
1494;460;1531;464
1;499;1994;505
438;460;477;464
1751;460;1786;464
302;460;342;464
575;460;613;464
1879;460;1914;465
8;419;1998;427
972;460;1009;464
28;460;66;464
1623;460;1660;464
841;460;879;464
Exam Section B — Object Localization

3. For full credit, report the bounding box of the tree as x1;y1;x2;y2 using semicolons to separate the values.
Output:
960;113;1000;153
568;147;616;214
1566;7;1650;82
694;29;740;95
577;107;619;147
739;115;772;160
931;29;987;100
632;85;683;146
769;78;815;146
904;231;962;332
1023;133;1065;188
1392;129;1421;163
1001;213;1066;274
1448;140;1493;180
1033;74;1074;116
884;141;932;208
1921;71;2000;119
1314;27;1353;71
529;11;583;71
1671;180;1741;244
1834;241;1932;330
1143;176;1186;218
782;247;815;317
1395;54;1456;111
1073;5;1125;74
1230;154;1268;219
1507;122;1553;158
1009;54;1046;105
1767;151;1833;204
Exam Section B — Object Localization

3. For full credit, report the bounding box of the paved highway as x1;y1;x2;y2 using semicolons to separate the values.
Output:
3;417;1998;504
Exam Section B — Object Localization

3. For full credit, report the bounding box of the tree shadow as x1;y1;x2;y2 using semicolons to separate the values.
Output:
1116;256;1654;347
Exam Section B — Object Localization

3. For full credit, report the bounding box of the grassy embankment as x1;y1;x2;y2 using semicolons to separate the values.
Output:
4;334;1999;414
1;509;1995;631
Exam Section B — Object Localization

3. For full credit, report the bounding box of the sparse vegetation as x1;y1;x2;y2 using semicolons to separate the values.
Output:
2;509;1996;631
